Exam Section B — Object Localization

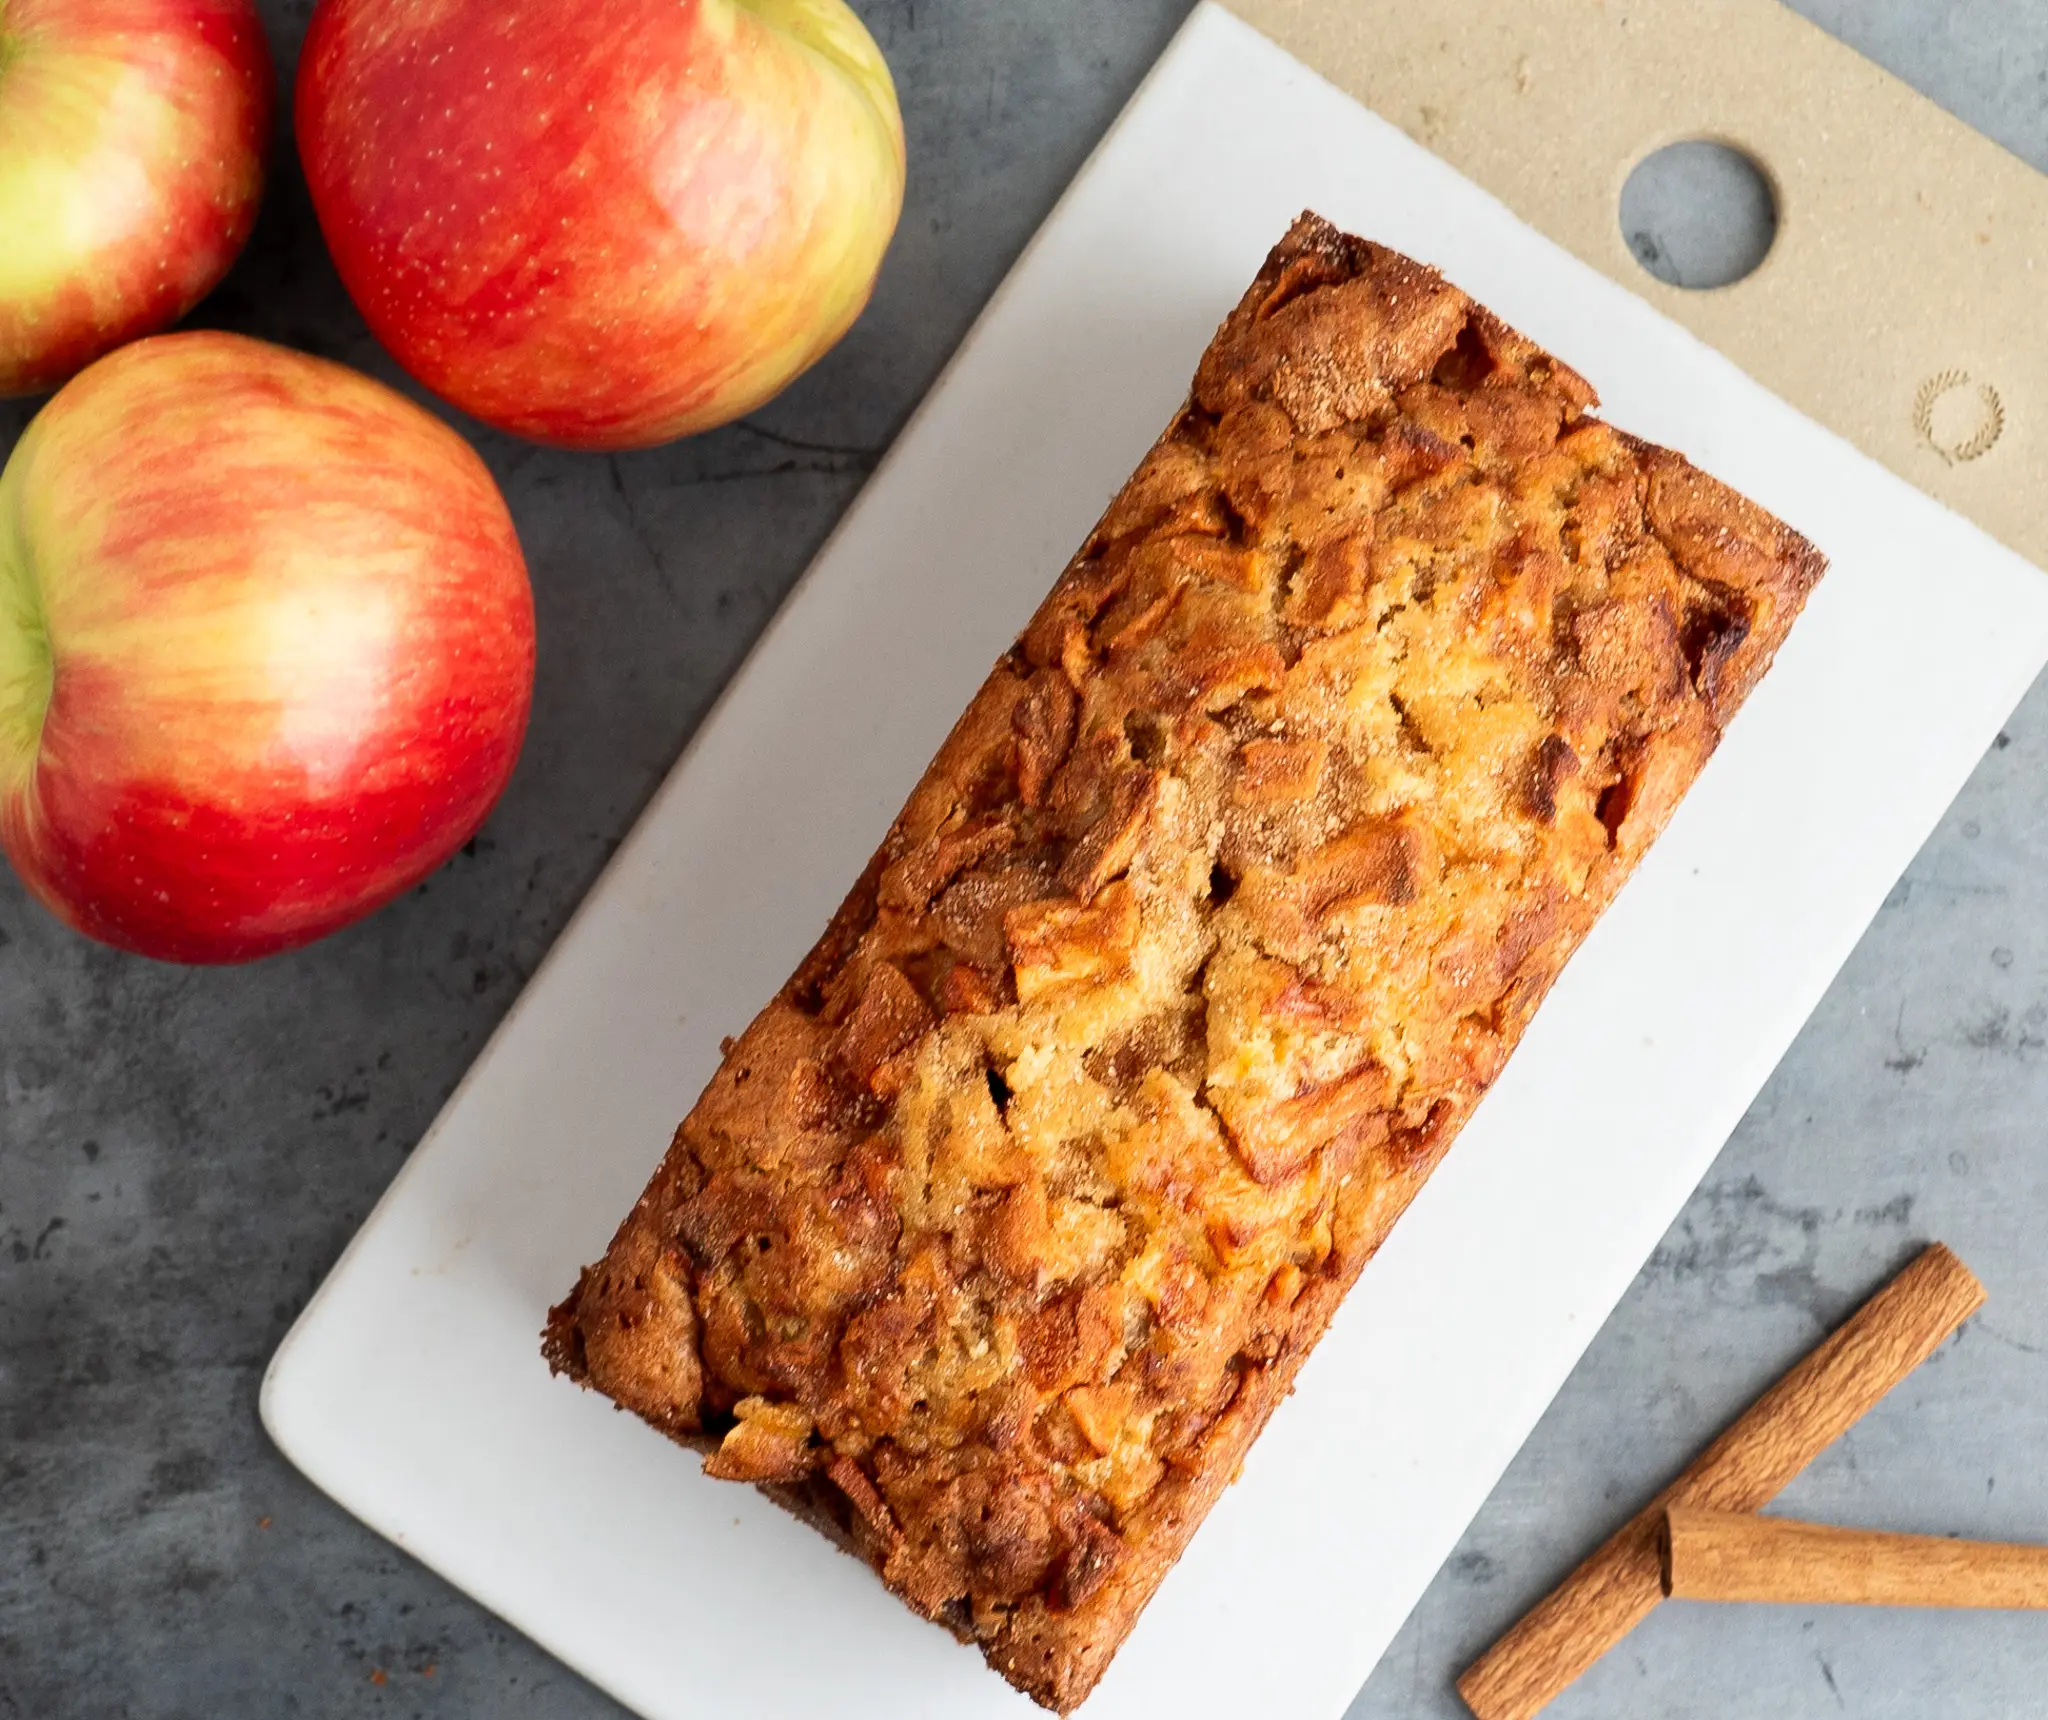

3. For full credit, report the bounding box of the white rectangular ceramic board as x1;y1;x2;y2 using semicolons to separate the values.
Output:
263;8;2048;1717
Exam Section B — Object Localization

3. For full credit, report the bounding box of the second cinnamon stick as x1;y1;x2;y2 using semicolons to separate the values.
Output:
1662;1506;2048;1610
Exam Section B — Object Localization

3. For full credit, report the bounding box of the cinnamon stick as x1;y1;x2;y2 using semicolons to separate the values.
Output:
1662;1506;2048;1609
1457;1242;1985;1720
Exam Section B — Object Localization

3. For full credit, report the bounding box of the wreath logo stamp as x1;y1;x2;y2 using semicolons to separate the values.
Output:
1913;370;2005;465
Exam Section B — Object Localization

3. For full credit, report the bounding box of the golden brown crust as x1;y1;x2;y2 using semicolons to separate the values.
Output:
544;212;1824;1713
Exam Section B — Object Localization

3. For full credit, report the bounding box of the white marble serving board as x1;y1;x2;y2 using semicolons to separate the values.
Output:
263;8;2048;1717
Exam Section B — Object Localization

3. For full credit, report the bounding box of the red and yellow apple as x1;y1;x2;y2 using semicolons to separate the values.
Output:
0;0;272;396
295;0;905;450
0;332;535;963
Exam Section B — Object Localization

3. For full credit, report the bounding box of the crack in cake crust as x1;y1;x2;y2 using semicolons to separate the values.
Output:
544;212;1824;1714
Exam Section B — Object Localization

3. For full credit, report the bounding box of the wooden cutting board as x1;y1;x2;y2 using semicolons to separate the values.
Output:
263;7;2048;1720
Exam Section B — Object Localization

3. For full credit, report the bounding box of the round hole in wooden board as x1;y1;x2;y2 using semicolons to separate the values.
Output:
1620;140;1778;290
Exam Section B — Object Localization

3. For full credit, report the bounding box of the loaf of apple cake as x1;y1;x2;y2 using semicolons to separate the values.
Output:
545;212;1823;1712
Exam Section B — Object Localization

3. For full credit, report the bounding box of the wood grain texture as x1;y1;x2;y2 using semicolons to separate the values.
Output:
1663;1507;2048;1610
1219;0;2048;571
1455;1243;1985;1720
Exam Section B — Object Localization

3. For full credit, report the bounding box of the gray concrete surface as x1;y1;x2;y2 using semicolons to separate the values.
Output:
1621;141;1780;290
2;3;2044;1716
